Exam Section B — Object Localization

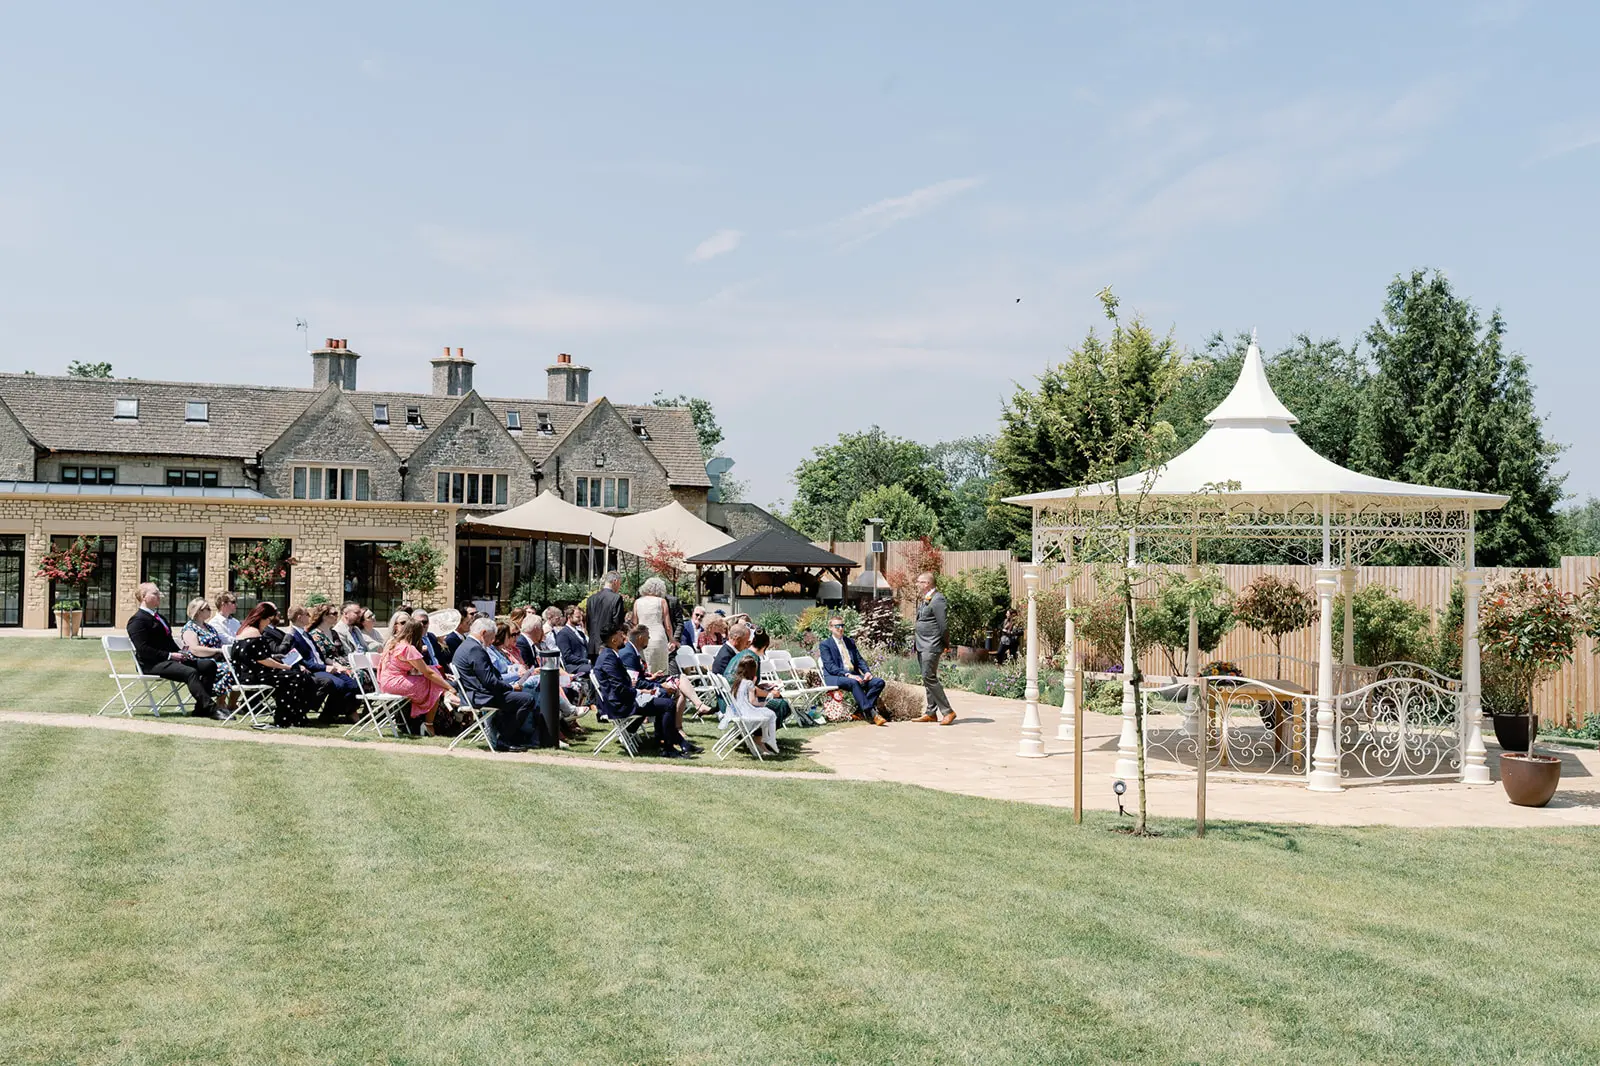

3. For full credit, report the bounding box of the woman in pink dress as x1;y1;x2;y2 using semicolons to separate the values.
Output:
377;618;452;733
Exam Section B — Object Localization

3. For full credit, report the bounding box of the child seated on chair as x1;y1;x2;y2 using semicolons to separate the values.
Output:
729;657;780;756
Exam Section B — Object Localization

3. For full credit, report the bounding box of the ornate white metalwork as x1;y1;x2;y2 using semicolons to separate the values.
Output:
1338;675;1464;781
1142;676;1315;780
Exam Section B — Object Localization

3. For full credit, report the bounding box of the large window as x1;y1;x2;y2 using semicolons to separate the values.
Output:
141;537;206;620
166;469;220;488
455;545;503;607
344;540;401;619
47;535;117;628
574;476;629;510
292;465;371;501
435;471;509;506
0;535;23;627
60;465;117;486
227;538;292;613
561;545;619;584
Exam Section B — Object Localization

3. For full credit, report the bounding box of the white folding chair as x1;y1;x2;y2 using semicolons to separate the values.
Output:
675;645;717;721
219;643;278;727
710;674;765;761
448;673;503;752
344;651;410;739
98;635;191;718
589;673;646;757
782;655;835;718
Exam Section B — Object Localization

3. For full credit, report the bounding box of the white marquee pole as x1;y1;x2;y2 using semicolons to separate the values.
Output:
1309;496;1343;792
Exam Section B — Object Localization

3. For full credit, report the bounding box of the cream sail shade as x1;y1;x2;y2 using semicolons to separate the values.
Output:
459;489;615;542
605;500;733;560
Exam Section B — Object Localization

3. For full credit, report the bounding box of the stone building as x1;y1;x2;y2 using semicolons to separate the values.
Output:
0;344;708;627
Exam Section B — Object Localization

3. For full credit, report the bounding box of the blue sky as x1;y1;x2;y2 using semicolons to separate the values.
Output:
2;2;1596;507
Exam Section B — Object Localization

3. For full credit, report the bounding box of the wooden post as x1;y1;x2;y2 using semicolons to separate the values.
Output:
1073;667;1085;825
1196;676;1208;838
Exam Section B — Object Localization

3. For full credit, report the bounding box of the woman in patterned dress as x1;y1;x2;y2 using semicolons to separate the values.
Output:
179;597;238;708
232;601;322;728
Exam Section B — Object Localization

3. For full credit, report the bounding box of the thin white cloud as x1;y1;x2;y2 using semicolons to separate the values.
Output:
1532;118;1600;162
416;224;518;273
686;229;743;264
359;57;383;79
814;177;985;250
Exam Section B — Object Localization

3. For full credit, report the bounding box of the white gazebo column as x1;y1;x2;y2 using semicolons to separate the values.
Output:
1339;567;1357;689
1308;565;1343;791
1057;538;1077;743
1461;564;1490;784
1114;532;1139;782
1018;566;1045;758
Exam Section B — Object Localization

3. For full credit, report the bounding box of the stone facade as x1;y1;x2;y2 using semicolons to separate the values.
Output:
0;493;457;629
259;387;404;501
672;486;711;521
402;392;539;508
34;452;253;488
0;398;35;482
544;400;674;512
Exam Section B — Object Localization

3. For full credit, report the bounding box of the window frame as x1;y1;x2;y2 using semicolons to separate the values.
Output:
435;469;510;506
373;403;390;425
185;400;209;423
291;465;372;501
505;410;521;430
113;398;139;420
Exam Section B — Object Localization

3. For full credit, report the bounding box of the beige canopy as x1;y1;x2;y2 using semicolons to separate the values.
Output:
459;489;614;543
606;500;733;560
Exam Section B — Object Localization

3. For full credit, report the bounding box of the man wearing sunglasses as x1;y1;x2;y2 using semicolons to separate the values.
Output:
819;617;887;726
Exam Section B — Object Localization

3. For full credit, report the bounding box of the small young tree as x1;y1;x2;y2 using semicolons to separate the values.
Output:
381;537;446;607
1480;572;1579;721
1234;574;1317;659
1141;571;1235;673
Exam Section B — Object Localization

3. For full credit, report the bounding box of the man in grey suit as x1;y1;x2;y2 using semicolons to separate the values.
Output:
912;571;956;725
585;571;628;660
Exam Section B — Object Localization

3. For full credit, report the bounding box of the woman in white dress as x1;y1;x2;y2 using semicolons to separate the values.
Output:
635;576;672;673
728;657;780;755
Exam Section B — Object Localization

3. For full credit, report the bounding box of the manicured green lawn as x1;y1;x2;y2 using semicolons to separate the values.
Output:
0;638;841;770
2;722;1599;1064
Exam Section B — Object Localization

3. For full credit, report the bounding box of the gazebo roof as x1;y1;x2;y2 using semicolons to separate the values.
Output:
1004;335;1508;514
684;529;858;570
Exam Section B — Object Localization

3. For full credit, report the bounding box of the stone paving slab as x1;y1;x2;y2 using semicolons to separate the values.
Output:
806;688;1600;829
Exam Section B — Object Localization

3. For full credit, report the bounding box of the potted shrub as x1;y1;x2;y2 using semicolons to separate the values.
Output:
1233;574;1317;676
36;535;100;638
1478;572;1575;807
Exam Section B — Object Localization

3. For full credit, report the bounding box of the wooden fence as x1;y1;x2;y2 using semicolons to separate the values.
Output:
818;540;1600;727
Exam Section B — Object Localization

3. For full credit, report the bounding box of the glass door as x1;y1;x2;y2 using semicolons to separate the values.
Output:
141;537;207;619
0;535;23;627
48;535;118;628
344;541;401;620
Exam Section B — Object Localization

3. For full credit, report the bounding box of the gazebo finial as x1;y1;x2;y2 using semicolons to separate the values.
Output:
1204;330;1299;426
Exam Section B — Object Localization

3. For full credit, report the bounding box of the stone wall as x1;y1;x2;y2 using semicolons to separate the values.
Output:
671;487;710;521
0;494;457;628
403;393;539;509
35;452;252;488
544;401;673;514
0;402;34;482
260;388;403;500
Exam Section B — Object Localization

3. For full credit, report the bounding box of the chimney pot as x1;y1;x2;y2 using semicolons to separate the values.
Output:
456;347;464;359
443;346;450;358
557;353;571;365
325;338;335;349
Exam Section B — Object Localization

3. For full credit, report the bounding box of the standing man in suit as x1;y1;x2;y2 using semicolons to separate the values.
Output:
453;616;543;751
819;616;887;726
284;605;359;721
913;572;955;725
585;571;627;659
126;581;220;718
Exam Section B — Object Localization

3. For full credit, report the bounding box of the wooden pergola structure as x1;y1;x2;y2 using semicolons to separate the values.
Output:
684;530;858;614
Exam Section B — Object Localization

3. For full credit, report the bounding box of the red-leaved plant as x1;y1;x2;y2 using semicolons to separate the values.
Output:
37;536;100;609
1478;572;1580;749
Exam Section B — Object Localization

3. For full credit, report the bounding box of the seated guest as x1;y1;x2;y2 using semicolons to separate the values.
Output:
178;596;236;710
566;605;589;651
309;603;351;666
377;618;453;735
232;601;321;727
712;621;750;677
210;591;241;643
514;615;544;672
445;604;477;659
452;617;544;751
490;621;533;686
679;604;706;651
285;604;360;721
126;581;221;718
552;607;592;678
385;610;410;643
620;624;695;747
411;608;451;670
540;607;567;654
728;656;781;756
819;616;887;726
592;628;691;758
701;616;728;650
334;601;379;655
748;628;793;726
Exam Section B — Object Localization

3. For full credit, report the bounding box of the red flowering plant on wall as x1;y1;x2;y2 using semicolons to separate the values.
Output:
36;535;100;610
231;538;297;598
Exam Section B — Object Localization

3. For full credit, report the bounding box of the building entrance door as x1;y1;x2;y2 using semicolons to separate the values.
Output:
141;537;206;619
48;535;119;628
455;545;503;610
0;535;23;627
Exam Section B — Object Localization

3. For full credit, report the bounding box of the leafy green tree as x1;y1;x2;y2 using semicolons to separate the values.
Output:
990;315;1181;555
787;427;949;540
1556;497;1600;557
652;393;724;461
67;360;113;378
1140;571;1235;674
844;484;939;542
1234;574;1317;657
381;537;445;606
1331;585;1432;667
929;435;1006;550
1352;269;1563;566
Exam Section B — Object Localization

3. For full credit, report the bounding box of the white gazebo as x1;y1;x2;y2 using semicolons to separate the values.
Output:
1004;335;1508;791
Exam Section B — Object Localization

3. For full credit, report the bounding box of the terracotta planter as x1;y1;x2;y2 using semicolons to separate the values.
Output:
1490;713;1536;753
55;610;83;639
1500;752;1561;807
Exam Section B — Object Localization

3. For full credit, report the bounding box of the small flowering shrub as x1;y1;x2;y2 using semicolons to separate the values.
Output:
1478;571;1580;715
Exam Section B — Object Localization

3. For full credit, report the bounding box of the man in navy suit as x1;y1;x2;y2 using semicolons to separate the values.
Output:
411;608;452;672
453;617;543;750
285;605;360;721
593;629;690;758
678;604;704;651
551;611;592;678
819;616;887;725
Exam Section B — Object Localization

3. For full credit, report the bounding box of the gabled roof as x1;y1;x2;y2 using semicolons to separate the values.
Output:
263;384;404;464
1004;336;1509;512
685;528;858;569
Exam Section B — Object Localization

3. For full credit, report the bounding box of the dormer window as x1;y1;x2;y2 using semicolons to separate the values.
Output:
373;403;389;425
406;405;423;427
185;401;209;423
505;410;521;431
631;416;650;440
113;398;138;420
537;412;554;435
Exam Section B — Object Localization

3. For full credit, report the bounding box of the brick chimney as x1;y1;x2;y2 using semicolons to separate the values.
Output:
546;352;591;403
431;345;475;397
311;338;359;390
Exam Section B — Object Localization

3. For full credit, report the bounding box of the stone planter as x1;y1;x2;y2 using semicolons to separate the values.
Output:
55;609;83;639
1499;752;1561;807
1490;713;1536;753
